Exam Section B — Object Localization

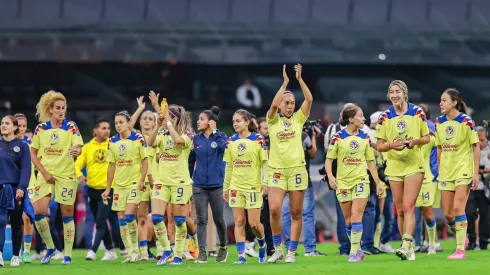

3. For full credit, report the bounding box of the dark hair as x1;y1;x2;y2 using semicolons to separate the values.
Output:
94;119;110;129
257;117;267;129
419;103;430;120
234;109;257;132
340;105;360;127
3;115;20;136
444;88;468;114
115;110;131;122
202;106;220;122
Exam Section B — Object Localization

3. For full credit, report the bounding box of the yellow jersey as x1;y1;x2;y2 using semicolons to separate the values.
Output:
75;138;111;189
155;129;193;186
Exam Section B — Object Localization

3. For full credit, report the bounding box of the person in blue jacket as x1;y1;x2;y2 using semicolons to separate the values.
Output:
0;115;32;267
190;106;228;263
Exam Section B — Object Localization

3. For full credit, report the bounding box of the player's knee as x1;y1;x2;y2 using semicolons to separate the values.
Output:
443;208;453;220
152;214;164;225
250;222;261;232
235;218;246;228
269;205;282;217
290;209;302;221
402;203;415;216
174;216;186;226
125;214;136;223
138;215;147;226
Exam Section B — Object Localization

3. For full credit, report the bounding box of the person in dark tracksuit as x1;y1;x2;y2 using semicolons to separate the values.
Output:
190;106;229;263
0;115;31;267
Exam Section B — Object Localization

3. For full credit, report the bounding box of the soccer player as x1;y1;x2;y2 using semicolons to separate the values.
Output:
223;109;268;264
326;105;384;262
436;88;479;260
415;132;438;254
14;113;36;264
0;116;31;267
375;80;430;261
129;96;157;261
148;104;195;265
102;111;148;263
267;64;313;263
30;91;84;265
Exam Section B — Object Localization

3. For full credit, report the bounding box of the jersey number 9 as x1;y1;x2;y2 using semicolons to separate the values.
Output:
177;187;184;198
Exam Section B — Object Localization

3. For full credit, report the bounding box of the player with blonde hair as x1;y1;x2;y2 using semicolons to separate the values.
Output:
30;91;84;264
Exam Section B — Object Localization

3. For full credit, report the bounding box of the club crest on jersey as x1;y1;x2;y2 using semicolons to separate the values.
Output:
13;146;20;152
237;143;247;152
445;126;455;137
397;120;407;132
94;149;107;163
349;140;360;150
211;141;217;148
340;190;348;198
119;144;127;152
166;139;174;148
283;121;292;130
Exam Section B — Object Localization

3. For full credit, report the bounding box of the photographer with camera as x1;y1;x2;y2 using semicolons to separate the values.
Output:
323;103;379;255
281;118;326;256
465;126;490;250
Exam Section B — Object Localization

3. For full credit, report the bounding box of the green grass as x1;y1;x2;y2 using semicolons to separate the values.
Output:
2;241;490;274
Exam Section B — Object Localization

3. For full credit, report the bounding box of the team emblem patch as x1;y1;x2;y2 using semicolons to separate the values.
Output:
349;141;360;150
119;144;127;152
13;146;20;152
231;190;238;197
50;132;59;141
237;143;246;152
166;139;174;148
445;126;454;137
211;142;217;148
341;190;348;198
114;194;119;201
283;121;292;130
397;120;407;132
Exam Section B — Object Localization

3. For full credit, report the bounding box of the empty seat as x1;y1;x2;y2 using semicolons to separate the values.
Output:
391;0;428;26
311;0;349;24
272;0;309;23
63;0;102;25
104;0;145;23
189;0;229;23
20;0;61;24
469;0;490;25
352;0;389;25
148;0;188;22
231;0;271;23
429;0;467;26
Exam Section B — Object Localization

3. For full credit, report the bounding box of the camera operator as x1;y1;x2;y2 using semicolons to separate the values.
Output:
281;119;326;256
465;126;490;250
323;103;379;255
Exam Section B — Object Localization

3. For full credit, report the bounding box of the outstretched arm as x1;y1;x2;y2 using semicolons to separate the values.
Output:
267;65;289;119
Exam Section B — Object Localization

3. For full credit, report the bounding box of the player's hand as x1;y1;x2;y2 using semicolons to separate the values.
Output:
471;175;479;191
223;190;229;202
406;139;417;149
136;96;145;110
262;186;268;197
389;141;405;151
209;120;217;132
376;184;384;198
282;64;289;84
139;181;145;192
327;176;338;190
101;189;110;201
78;175;87;185
15;189;24;201
70;146;82;157
294;63;302;80
42;171;55;184
149;90;160;109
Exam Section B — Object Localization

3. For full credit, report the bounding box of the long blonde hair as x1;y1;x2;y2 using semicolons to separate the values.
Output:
35;90;67;123
387;80;408;102
168;105;192;135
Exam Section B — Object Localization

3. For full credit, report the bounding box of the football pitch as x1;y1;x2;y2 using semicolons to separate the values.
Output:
3;241;490;274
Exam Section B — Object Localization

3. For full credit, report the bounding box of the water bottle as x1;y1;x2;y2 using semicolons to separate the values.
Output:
3;225;13;260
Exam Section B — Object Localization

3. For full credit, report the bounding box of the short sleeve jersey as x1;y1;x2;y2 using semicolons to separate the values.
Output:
107;131;148;188
435;113;478;181
224;132;268;192
155;130;194;186
267;110;308;169
31;120;84;179
374;103;430;177
326;129;375;189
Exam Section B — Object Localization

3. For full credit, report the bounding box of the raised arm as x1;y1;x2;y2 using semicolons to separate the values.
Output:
295;64;313;117
268;65;289;119
129;96;145;130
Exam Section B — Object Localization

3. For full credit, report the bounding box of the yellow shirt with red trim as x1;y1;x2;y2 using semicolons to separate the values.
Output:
155;129;193;186
267;110;308;169
107;131;148;188
223;132;268;192
327;129;375;189
435;113;478;181
31;120;84;179
374;103;430;177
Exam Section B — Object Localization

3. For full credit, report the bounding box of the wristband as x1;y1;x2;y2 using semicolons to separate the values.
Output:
166;121;172;127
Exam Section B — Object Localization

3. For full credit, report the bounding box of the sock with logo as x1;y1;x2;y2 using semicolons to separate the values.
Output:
402;234;414;250
455;215;467;250
24;234;33;252
426;219;436;247
237;241;245;256
152;214;171;252
174;216;187;258
126;214;139;255
62;216;75;258
350;222;363;254
272;235;282;249
119;219;132;254
288;241;299;253
34;215;54;249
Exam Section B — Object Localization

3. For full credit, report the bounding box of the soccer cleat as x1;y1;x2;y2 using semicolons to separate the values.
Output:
428;246;436;255
170;257;183;265
395;247;409;261
120;249;129;257
285;251;296;263
245;242;258;257
233;254;247;264
157;250;174;266
102;250;118;261
304;251;327;257
407;249;416;261
85;250;97;261
10;256;20;267
31;253;41;260
267;248;284;263
216;247;228;263
61;256;72;265
447;249;466;260
434;243;443;252
208;251;217;258
258;245;267;263
356;250;365;261
0;252;4;266
52;250;64;260
22;251;32;263
130;251;139;263
183;251;195;261
379;243;395;253
140;255;150;262
348;253;361;263
196;253;208;264
41;248;56;264
148;250;157;260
